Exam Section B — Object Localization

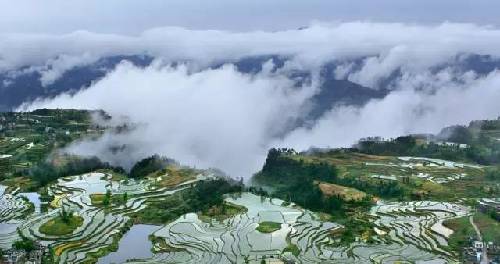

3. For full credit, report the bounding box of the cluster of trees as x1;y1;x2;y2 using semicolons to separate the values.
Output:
259;148;337;185
484;207;500;221
28;156;122;187
358;135;465;161
102;190;112;206
133;178;243;224
28;154;181;187
26;153;197;188
358;134;500;165
358;136;418;156
12;230;35;252
485;166;500;181
31;108;91;124
255;148;374;215
12;238;35;252
187;179;243;212
357;119;500;166
59;207;73;223
335;176;405;199
133;193;192;224
129;155;176;178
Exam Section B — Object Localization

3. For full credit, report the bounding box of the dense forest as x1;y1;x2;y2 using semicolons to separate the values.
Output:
254;148;372;215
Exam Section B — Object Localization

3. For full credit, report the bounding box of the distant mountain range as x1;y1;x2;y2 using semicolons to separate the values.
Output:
0;55;153;112
1;53;499;126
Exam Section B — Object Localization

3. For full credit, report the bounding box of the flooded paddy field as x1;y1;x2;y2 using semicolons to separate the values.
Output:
0;171;213;263
131;194;469;264
0;172;473;263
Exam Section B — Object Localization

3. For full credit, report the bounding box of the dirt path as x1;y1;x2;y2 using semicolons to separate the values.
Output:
470;215;488;264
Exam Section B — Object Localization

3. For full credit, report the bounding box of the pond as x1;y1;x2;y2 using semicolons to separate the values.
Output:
17;192;41;213
0;222;19;233
98;224;159;264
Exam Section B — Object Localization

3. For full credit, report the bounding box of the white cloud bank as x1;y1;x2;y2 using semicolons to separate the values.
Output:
17;22;500;177
27;62;315;177
281;70;500;150
3;22;500;79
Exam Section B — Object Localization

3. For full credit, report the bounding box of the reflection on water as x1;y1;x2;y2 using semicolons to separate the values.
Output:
18;192;41;213
0;222;19;233
98;224;159;264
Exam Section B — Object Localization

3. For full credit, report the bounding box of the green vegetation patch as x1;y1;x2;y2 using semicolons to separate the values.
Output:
441;212;500;258
149;165;198;188
1;176;38;193
474;212;500;244
443;215;477;256
0;109;96;183
256;221;282;233
89;193;106;205
90;191;128;207
129;154;175;178
283;243;300;257
132;179;243;225
255;148;496;202
97;169;128;181
12;230;36;252
131;194;190;225
150;236;186;253
39;214;84;236
198;202;247;223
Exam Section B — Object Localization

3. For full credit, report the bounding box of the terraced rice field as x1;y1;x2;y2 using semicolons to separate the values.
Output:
132;193;469;264
0;174;471;263
368;201;470;263
0;172;213;263
364;156;483;184
0;185;33;222
0;185;33;248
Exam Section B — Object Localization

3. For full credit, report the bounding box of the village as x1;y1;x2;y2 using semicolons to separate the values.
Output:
2;242;48;264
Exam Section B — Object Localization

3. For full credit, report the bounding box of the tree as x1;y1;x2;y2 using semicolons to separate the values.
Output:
485;166;500;181
29;156;118;187
103;189;111;206
59;206;73;223
12;238;35;252
129;155;174;178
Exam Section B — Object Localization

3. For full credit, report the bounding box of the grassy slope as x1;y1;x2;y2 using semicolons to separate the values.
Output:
444;212;500;255
443;216;476;253
286;151;492;201
39;215;84;236
89;193;127;207
474;212;500;243
318;182;367;201
198;202;247;223
146;165;197;188
256;221;282;233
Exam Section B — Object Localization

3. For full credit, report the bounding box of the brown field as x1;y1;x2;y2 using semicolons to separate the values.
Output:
318;182;367;201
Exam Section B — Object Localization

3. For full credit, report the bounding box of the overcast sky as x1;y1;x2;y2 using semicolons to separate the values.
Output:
3;0;500;177
1;0;499;34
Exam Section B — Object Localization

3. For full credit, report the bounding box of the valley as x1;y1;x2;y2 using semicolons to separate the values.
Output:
0;110;498;263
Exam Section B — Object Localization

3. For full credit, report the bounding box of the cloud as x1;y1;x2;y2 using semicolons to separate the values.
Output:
3;22;500;79
280;69;500;150
26;61;316;178
37;53;99;86
16;22;500;178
